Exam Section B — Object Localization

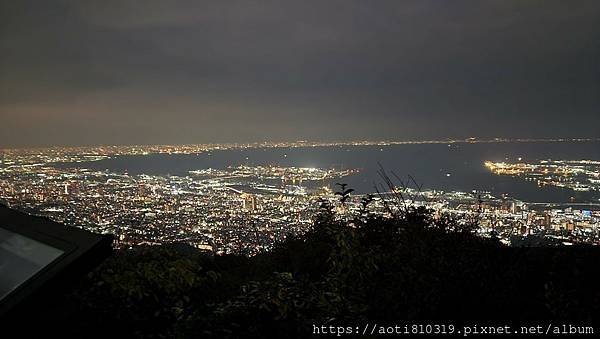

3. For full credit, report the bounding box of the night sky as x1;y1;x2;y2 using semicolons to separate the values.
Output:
1;1;599;147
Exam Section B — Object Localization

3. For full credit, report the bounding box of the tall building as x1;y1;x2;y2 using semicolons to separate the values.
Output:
543;214;552;230
241;193;256;212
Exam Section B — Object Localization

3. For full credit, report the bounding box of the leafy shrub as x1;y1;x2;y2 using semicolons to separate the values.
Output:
50;193;600;338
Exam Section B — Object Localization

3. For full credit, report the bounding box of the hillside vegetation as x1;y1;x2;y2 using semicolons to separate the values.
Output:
37;199;600;338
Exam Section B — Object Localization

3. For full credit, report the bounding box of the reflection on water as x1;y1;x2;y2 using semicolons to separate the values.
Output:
59;141;600;203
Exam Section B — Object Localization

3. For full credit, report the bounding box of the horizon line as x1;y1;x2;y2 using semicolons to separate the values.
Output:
2;137;600;152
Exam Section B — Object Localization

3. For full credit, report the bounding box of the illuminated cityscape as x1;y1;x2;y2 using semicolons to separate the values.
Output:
485;160;600;192
3;1;600;336
2;139;600;255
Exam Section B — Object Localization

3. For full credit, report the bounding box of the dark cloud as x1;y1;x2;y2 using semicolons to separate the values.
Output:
1;0;599;147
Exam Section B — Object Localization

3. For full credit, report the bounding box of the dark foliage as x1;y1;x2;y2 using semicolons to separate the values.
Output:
28;202;600;338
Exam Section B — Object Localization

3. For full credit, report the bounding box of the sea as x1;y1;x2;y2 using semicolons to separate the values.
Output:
61;141;600;204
